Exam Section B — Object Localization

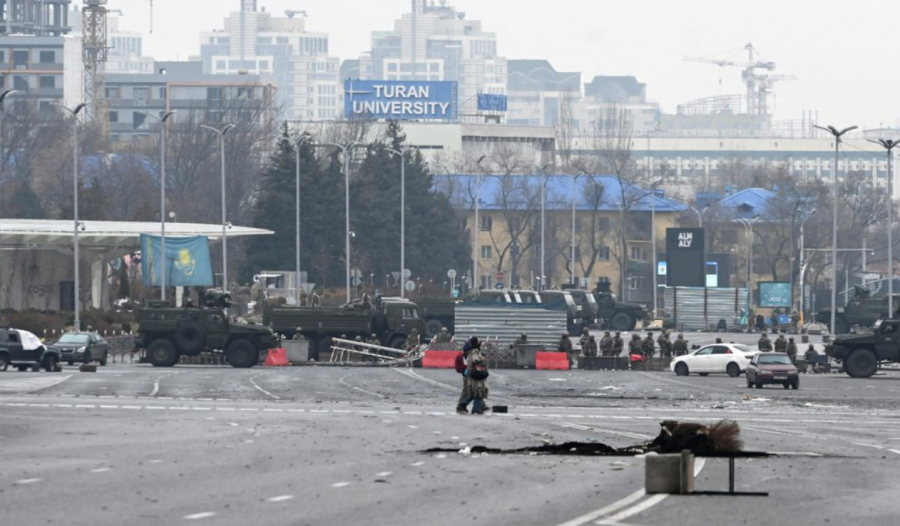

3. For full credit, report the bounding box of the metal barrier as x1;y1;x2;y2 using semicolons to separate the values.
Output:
664;287;748;331
327;338;424;366
455;304;568;348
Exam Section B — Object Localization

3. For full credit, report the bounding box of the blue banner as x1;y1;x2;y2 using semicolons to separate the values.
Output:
758;282;792;308
344;80;457;120
477;93;508;112
140;234;214;287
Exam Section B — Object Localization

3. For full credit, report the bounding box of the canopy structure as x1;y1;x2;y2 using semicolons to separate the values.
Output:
0;219;273;311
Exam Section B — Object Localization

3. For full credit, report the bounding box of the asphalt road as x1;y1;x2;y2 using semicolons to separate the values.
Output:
2;345;900;526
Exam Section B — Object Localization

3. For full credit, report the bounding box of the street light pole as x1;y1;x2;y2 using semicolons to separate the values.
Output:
318;141;363;303
201;123;236;291
814;124;858;334
799;208;817;325
138;110;177;300
571;172;585;285
738;217;760;311
295;133;313;305
537;161;554;291
869;138;899;317
0;90;16;316
54;102;88;331
474;155;487;291
387;146;419;298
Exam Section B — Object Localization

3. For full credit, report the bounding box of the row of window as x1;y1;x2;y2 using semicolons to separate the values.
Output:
479;216;614;232
0;49;57;67
0;74;57;90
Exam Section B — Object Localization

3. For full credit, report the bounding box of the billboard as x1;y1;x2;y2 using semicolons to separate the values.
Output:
344;80;458;121
758;282;792;308
665;228;706;287
477;93;508;112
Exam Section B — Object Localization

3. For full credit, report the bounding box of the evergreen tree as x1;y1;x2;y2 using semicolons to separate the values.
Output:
5;179;46;219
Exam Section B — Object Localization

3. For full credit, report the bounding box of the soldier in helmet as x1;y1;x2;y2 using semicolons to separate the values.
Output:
406;328;420;351
599;330;613;357
612;331;624;356
558;333;576;368
657;330;672;358
642;331;656;359
515;333;529;346
292;327;305;341
774;332;787;353
786;337;798;363
434;327;454;344
579;328;592;357
367;333;380;346
673;333;688;356
758;331;773;352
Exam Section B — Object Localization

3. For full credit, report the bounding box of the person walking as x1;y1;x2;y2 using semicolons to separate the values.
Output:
774;333;787;353
804;344;818;373
786;337;798;364
463;344;490;415
673;333;688;356
599;331;613;356
456;336;479;414
758;331;773;352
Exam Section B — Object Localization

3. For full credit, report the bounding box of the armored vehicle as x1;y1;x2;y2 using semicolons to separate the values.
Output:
137;289;277;368
817;285;900;334
825;318;900;378
592;279;648;331
264;296;425;360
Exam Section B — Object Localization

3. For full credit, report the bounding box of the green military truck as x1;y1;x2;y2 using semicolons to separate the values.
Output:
264;296;425;360
418;298;458;337
825;318;900;378
817;285;900;334
591;280;648;331
137;290;277;368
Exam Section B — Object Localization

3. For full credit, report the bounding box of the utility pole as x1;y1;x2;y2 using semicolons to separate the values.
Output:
870;138;900;316
201;124;237;290
0;90;16;317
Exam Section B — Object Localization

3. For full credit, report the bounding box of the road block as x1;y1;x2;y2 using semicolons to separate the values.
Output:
536;352;569;370
422;350;460;369
264;348;290;367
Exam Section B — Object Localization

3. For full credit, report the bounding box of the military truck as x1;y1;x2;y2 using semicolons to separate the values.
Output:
825;318;900;378
137;290;277;368
418;298;458;337
817;285;900;334
264;296;425;360
591;279;648;331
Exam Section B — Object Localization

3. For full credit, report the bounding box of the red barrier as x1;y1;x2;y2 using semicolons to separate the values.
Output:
536;352;569;370
265;348;290;367
422;350;460;369
629;353;646;363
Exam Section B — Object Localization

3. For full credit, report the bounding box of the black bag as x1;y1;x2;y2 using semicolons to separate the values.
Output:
468;362;489;380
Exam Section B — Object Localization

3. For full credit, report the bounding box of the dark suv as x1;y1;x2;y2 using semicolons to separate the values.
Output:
0;328;59;372
50;332;110;366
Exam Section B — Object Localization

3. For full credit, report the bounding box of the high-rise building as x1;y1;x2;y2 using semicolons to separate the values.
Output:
199;5;340;120
0;0;71;36
70;11;154;75
356;1;507;109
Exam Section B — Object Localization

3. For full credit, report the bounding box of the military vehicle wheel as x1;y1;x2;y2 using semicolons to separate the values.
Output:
175;321;205;354
425;319;443;339
0;354;8;371
225;339;258;368
611;312;636;332
832;317;849;335
845;348;878;378
147;339;179;367
726;362;741;377
674;362;689;376
43;354;57;372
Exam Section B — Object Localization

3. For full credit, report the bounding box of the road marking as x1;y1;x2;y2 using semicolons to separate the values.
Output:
91;468;111;473
75;404;96;408
249;374;281;400
411;461;426;466
14;478;41;485
184;512;216;520
331;482;351;488
268;495;294;502
853;442;885;450
0;374;72;394
149;376;163;397
148;459;163;463
888;449;900;456
339;373;387;399
99;405;119;409
376;471;393;477
560;423;654;441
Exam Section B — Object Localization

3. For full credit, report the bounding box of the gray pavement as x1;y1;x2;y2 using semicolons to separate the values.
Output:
2;345;900;526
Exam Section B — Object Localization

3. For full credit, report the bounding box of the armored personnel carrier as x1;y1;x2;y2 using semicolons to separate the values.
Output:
817;285;900;334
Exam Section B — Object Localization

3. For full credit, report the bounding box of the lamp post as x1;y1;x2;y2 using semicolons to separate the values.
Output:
869;138;899;316
138;110;177;300
0;89;16;315
318;141;364;303
387;146;419;298
814;124;858;334
570;171;586;285
200;123;236;290
474;155;487;291
649;179;664;318
799;208;817;325
54;102;88;331
536;161;554;291
738;216;760;311
295;133;313;305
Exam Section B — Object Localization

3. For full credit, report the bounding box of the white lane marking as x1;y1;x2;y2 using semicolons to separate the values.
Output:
216;407;236;412
149;375;163;397
888;449;900;456
148;459;163;464
14;478;41;485
376;471;393;477
146;406;165;410
411;461;426;467
249;374;281;400
268;495;294;502
75;404;96;408
120;405;141;410
549;378;567;382
184;512;216;520
554;489;646;526
853;442;885;450
331;482;351;488
408;425;419;429
90;468;111;473
99;405;119;409
560;423;653;441
339;373;387;399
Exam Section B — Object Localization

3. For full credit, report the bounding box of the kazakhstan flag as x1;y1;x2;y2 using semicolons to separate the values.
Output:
140;234;214;287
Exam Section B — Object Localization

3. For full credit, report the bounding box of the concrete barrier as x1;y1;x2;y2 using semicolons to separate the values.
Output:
422;350;460;369
536;352;569;370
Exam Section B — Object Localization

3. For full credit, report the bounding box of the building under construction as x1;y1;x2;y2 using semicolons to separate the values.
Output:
0;0;71;36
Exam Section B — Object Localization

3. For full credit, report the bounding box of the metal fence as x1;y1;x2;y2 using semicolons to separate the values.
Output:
454;304;568;348
664;287;749;331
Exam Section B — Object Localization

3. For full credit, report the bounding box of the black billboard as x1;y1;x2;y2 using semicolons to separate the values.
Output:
665;228;705;287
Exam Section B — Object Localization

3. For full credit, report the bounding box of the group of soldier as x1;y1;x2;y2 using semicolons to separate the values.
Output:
757;330;805;363
569;328;690;359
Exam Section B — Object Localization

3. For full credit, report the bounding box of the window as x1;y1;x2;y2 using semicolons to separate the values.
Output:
479;216;492;231
480;245;492;259
402;307;418;320
598;246;611;261
216;60;226;70
13;50;28;68
39;76;54;89
108;111;119;123
132;112;146;129
387;63;397;72
133;87;150;105
38;101;52;113
159;87;167;100
630;246;647;261
105;86;120;99
258;60;268;70
629;275;645;290
13;76;28;89
39;50;54;63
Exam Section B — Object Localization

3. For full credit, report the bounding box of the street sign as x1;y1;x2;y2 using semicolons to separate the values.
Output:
402;269;412;279
253;274;261;283
447;269;457;279
351;268;362;279
451;289;460;299
390;271;400;283
495;271;505;281
495;282;505;290
299;283;315;295
405;281;416;292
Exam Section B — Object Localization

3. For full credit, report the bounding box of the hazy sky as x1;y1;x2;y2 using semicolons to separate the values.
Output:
114;0;899;130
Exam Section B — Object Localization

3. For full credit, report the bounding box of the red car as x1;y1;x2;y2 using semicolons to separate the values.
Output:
746;352;799;389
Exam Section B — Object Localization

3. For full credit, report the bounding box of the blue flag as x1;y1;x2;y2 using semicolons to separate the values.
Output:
140;234;214;287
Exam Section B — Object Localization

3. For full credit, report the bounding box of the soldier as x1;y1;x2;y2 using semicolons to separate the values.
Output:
292;327;305;341
599;331;613;357
586;336;599;357
367;333;380;346
514;333;529;346
433;327;454;344
786;337;798;363
642;331;656;359
579;328;592;357
673;333;688;356
558;334;576;369
804;344;818;373
612;331;624;356
774;333;787;353
758;331;773;352
406;328;421;350
657;331;672;358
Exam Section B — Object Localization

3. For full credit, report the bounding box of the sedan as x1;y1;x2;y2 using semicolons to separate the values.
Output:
670;343;758;377
51;332;110;366
746;352;799;389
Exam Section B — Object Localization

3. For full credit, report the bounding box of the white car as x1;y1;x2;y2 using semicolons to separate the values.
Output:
670;343;759;377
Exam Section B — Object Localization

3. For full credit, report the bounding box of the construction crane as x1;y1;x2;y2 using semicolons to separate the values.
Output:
82;0;110;135
684;43;796;116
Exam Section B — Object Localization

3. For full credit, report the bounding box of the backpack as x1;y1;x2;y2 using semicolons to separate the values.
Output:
454;352;466;374
469;362;489;380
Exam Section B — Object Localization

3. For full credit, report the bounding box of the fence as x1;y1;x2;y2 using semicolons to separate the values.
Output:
664;287;749;331
454;303;568;348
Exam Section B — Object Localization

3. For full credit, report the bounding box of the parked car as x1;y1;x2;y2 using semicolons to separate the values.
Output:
50;332;110;366
670;343;758;377
746;352;800;389
0;328;59;372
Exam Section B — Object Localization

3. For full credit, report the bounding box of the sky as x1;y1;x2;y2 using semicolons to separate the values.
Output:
113;0;900;130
